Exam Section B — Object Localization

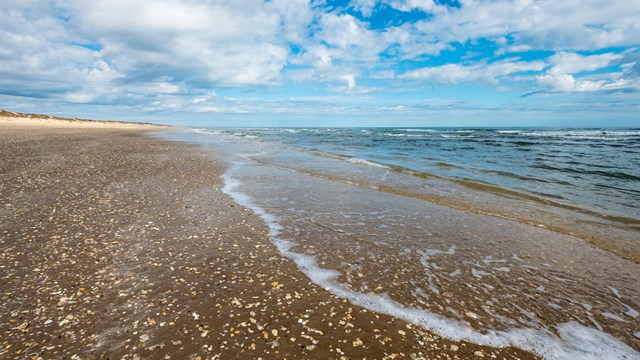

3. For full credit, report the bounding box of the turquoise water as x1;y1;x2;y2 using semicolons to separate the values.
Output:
207;127;640;220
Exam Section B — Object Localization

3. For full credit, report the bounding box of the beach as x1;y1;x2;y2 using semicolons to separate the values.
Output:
3;0;639;358
1;116;639;359
0;117;537;359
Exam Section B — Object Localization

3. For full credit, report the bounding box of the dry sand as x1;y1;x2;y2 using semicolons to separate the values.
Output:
0;114;160;130
0;118;535;359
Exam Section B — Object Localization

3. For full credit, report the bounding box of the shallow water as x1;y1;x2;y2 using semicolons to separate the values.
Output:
159;128;640;359
210;127;640;221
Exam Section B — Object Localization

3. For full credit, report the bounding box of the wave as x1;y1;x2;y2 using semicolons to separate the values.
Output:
595;183;640;195
382;132;430;137
194;126;640;222
221;163;640;360
434;161;464;169
521;130;640;141
440;134;476;138
512;141;539;146
534;165;640;181
347;157;391;169
189;128;223;136
397;128;438;133
479;169;554;184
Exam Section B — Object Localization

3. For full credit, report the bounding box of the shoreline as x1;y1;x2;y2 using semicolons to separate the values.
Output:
161;127;640;357
0;122;537;359
185;127;640;264
305;149;640;264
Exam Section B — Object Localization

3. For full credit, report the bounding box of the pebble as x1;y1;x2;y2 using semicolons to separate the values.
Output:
466;311;478;320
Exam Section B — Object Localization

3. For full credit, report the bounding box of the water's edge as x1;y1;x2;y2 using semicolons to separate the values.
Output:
221;162;640;360
152;128;640;359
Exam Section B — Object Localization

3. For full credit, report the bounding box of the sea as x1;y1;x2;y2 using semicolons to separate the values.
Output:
159;127;640;359
209;127;640;220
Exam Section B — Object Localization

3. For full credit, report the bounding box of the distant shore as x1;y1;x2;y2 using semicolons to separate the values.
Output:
0;109;165;129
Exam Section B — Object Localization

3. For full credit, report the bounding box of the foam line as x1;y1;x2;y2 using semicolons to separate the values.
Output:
347;157;391;169
221;163;640;360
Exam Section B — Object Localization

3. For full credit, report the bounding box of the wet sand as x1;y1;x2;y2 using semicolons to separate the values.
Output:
0;120;536;359
193;134;640;358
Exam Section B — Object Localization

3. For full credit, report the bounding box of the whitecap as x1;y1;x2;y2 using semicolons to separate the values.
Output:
347;157;391;169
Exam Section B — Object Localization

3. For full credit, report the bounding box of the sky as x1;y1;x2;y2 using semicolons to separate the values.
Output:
1;0;639;127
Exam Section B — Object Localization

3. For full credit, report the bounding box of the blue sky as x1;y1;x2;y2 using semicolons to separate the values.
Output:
1;0;639;127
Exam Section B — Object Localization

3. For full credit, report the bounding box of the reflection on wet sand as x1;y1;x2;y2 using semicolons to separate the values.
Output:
165;129;640;359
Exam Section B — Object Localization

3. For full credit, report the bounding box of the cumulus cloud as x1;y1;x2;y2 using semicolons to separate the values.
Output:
0;0;312;103
401;64;472;84
63;0;299;86
350;0;380;17
0;0;638;117
386;0;445;14
405;0;640;52
535;52;637;93
350;0;447;16
400;50;640;95
546;52;623;74
400;58;545;85
318;13;381;55
0;1;111;97
290;11;408;90
535;69;620;93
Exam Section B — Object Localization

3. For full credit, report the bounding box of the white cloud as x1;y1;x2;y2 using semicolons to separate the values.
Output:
403;0;640;55
0;0;638;116
291;12;407;91
0;2;127;103
535;52;636;93
351;0;380;17
270;0;313;44
387;0;445;14
344;74;357;90
63;0;300;86
536;69;630;92
0;0;315;106
371;70;397;79
401;58;545;85
65;0;280;43
351;0;447;15
547;52;622;74
63;91;98;104
401;64;471;84
400;51;638;94
317;13;384;58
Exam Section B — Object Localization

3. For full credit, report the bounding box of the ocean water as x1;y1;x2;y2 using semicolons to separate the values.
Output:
159;127;640;359
212;127;640;220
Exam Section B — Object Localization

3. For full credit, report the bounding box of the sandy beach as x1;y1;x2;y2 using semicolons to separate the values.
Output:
0;117;543;359
3;0;640;358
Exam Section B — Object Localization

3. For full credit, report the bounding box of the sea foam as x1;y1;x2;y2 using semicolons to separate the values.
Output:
221;162;640;360
347;157;391;169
